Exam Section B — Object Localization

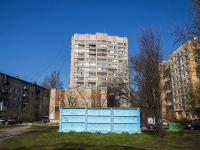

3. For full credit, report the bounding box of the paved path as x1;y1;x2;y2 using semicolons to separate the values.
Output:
0;125;32;141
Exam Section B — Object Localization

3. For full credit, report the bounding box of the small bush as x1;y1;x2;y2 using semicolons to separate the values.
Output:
18;113;34;122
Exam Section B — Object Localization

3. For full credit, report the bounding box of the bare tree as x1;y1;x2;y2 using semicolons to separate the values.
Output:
63;88;78;107
187;83;200;118
171;0;200;54
41;70;63;89
102;76;131;107
130;27;164;137
171;1;200;42
76;88;91;107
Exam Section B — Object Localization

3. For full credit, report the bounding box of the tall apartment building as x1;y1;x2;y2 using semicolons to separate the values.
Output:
70;33;129;88
168;40;199;120
0;72;50;120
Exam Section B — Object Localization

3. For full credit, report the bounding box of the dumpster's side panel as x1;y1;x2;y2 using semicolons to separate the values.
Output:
59;107;141;133
87;108;111;133
59;108;86;132
112;108;141;133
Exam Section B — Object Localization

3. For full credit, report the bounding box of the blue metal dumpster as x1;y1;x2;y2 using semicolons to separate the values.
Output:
59;107;141;134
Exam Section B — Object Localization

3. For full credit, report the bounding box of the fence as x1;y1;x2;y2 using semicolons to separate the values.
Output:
59;107;141;134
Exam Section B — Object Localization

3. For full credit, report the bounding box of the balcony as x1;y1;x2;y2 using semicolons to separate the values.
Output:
0;101;8;111
89;50;96;54
174;107;183;111
78;42;85;46
3;79;10;85
23;99;29;104
89;46;96;49
165;89;171;93
2;89;9;94
36;87;40;94
23;86;28;90
1;96;9;101
23;94;29;97
89;42;96;46
164;77;171;82
166;101;172;106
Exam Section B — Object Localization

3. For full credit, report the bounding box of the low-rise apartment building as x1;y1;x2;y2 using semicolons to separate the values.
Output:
0;72;50;120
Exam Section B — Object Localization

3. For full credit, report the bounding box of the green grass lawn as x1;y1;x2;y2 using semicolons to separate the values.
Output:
0;125;200;150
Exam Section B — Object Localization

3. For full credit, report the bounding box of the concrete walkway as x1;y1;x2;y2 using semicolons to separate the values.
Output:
0;125;32;141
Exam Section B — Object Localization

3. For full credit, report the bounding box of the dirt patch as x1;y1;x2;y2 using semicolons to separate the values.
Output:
0;125;32;141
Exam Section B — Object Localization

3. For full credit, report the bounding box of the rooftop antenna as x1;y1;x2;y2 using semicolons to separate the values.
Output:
104;26;106;33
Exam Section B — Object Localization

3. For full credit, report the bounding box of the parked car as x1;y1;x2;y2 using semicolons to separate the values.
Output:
41;116;50;123
0;116;6;124
13;117;23;124
187;120;200;130
147;118;170;129
4;116;16;124
0;116;15;124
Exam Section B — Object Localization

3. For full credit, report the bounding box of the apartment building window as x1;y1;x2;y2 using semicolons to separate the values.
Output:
97;68;106;71
89;72;96;76
173;57;176;61
97;63;106;66
108;50;114;53
118;43;123;45
75;40;79;43
97;58;107;61
97;82;102;85
89;58;96;61
97;49;107;52
77;68;84;71
108;46;113;49
97;53;107;56
77;72;84;76
97;77;107;81
97;44;107;48
97;72;107;76
32;92;34;97
85;77;96;80
89;68;96;71
12;103;15;109
18;97;22;101
13;96;17;101
108;64;113;67
108;59;112;62
108;41;112;44
78;77;84;80
90;63;96;66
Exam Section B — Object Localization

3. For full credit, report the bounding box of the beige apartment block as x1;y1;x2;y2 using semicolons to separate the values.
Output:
70;33;129;88
169;40;199;120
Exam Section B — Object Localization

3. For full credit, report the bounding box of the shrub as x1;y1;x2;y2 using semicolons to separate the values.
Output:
18;113;34;122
